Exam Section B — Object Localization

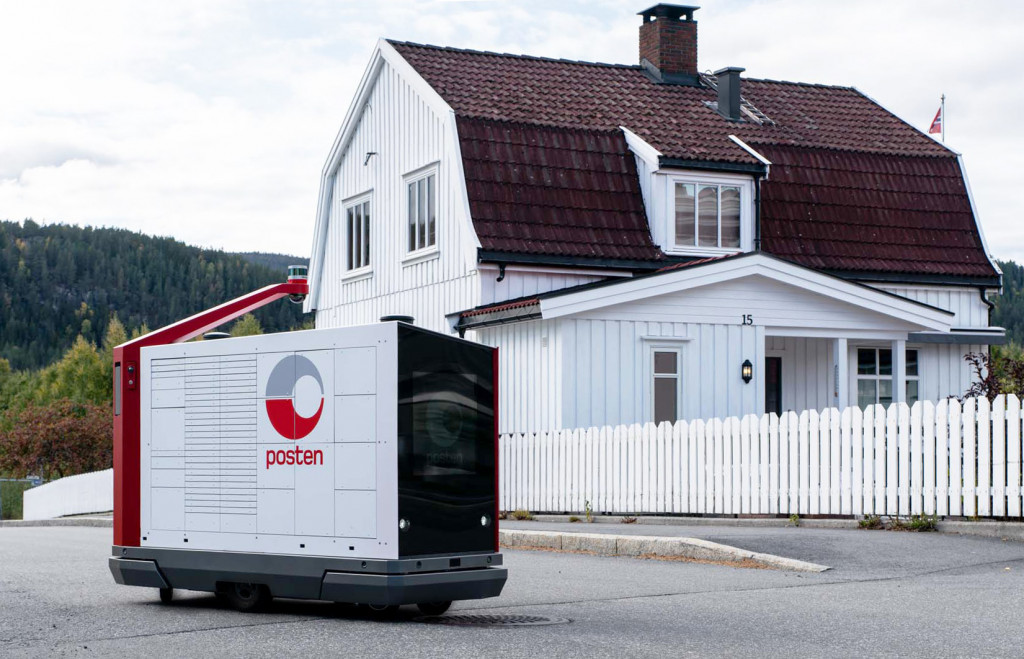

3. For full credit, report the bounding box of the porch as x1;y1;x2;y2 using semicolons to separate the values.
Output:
460;253;1002;435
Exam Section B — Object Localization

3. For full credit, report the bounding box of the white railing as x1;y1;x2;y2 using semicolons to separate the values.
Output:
22;468;113;520
499;396;1024;518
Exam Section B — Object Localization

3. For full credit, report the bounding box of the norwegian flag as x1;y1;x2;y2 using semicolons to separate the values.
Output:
928;105;943;135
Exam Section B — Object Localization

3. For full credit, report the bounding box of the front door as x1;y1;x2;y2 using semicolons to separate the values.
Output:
765;356;782;416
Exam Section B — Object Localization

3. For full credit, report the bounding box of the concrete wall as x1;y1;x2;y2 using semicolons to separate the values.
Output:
23;468;112;520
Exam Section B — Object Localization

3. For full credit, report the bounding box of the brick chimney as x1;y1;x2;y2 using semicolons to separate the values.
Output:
638;4;700;85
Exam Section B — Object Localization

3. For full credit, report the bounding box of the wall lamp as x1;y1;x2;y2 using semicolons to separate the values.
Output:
741;359;753;384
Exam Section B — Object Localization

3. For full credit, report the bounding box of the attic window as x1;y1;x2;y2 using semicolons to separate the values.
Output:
675;182;741;249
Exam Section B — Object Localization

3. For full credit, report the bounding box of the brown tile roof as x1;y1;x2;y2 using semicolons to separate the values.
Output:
390;41;997;281
458;117;661;261
461;297;540;318
758;145;997;278
391;41;951;162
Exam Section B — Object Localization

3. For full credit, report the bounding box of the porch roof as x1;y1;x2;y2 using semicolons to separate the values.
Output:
451;252;961;335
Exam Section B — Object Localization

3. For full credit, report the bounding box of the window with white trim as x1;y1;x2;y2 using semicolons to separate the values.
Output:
674;182;741;249
856;348;919;408
407;169;437;253
345;197;371;271
652;349;682;423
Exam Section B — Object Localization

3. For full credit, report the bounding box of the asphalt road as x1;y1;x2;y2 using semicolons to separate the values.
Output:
2;525;1024;658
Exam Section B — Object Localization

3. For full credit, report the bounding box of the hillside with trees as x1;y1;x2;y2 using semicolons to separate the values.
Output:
993;260;1024;347
0;220;307;370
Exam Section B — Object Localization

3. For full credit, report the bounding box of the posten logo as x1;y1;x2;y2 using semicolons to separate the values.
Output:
264;354;325;469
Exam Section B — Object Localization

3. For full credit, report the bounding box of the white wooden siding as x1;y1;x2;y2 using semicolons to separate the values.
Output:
315;59;478;331
875;284;990;328
561;319;763;430
316;274;479;336
476;319;562;435
576;275;930;332
478;265;615;306
499;396;1024;518
766;337;834;412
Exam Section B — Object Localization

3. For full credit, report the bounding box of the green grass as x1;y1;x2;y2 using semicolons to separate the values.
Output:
0;481;35;520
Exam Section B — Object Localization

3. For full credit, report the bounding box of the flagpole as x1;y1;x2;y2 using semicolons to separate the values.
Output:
941;93;945;143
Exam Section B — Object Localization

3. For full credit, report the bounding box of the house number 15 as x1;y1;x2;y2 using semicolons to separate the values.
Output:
741;314;753;325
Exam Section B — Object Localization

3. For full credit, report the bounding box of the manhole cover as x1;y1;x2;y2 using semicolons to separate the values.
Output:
414;614;571;627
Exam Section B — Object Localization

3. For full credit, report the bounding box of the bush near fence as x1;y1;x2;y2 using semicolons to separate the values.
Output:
498;396;1024;518
0;480;34;520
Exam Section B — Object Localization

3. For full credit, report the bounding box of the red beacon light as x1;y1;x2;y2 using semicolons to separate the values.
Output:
287;265;308;303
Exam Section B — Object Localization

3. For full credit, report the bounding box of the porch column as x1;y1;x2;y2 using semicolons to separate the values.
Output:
833;337;848;410
892;338;907;404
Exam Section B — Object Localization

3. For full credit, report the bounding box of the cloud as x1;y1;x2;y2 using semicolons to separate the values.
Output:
0;0;1021;262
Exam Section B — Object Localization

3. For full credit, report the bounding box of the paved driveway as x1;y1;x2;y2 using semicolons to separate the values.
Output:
2;525;1023;658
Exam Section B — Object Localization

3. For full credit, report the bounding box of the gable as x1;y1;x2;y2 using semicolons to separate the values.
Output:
573;274;938;332
537;254;953;332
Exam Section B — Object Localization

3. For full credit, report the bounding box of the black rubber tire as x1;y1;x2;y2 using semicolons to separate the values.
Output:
158;587;173;604
365;603;401;617
222;583;271;612
416;601;452;616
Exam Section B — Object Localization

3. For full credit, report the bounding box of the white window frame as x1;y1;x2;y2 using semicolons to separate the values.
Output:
650;346;683;424
341;192;372;281
855;346;920;407
403;163;440;264
664;171;754;257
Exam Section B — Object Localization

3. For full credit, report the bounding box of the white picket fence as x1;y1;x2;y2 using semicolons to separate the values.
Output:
498;396;1024;518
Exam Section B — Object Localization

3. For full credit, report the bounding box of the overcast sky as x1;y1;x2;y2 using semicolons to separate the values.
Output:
2;0;1022;262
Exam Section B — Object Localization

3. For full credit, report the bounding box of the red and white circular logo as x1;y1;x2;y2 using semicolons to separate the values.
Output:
264;355;323;440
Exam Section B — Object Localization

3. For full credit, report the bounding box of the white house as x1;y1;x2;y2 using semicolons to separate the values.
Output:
305;4;1003;435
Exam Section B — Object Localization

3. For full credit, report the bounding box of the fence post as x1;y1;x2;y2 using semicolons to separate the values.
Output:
947;399;962;516
799;411;810;514
978;397;992;517
862;405;875;516
809;409;821;515
910;401;923;515
935;399;949;517
963;398;977;517
1008;395;1022;518
759;413;770;514
830;408;841;514
992;395;1006;517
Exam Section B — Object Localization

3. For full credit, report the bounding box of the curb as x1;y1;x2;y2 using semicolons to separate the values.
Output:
529;514;1024;540
936;520;1024;542
0;518;112;528
531;514;859;530
499;529;830;572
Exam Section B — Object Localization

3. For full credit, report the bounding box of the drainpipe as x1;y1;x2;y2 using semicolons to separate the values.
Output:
980;286;996;364
978;286;994;324
753;174;763;251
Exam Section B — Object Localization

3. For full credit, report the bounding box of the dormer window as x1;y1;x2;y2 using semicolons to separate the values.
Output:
664;172;754;255
675;183;740;248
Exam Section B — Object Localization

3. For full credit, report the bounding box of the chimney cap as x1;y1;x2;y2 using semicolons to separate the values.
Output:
638;4;700;23
714;66;746;76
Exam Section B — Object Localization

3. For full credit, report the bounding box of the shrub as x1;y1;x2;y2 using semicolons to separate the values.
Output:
568;515;581;523
888;514;938;532
510;509;534;521
907;513;938;532
0;399;112;479
620;515;638;524
859;515;883;530
788;514;800;527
